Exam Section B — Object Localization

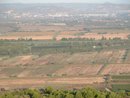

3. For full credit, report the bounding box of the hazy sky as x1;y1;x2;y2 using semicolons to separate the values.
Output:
0;0;130;3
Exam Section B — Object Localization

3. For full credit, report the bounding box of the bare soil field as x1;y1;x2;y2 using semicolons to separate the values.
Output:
101;64;130;75
0;50;125;67
0;36;53;40
0;55;36;66
60;31;79;35
0;32;127;40
53;65;103;76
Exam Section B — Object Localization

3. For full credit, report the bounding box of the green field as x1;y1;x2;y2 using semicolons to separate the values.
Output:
112;84;130;91
0;39;130;56
112;75;130;80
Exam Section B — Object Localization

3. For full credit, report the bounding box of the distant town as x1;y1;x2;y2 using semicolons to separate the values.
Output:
0;4;130;34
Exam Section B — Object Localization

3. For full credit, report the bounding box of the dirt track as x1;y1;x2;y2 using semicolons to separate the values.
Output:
0;77;104;88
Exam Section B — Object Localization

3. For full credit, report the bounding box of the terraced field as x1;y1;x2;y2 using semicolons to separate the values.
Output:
0;49;129;78
0;39;130;89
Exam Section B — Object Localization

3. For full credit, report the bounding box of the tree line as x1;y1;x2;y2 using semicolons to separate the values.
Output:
0;87;129;98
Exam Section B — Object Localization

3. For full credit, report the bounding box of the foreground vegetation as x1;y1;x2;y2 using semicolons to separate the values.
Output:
0;87;129;98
